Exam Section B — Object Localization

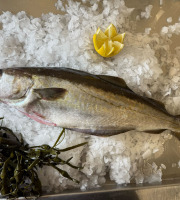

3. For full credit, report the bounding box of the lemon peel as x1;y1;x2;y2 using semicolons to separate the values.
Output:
93;24;125;58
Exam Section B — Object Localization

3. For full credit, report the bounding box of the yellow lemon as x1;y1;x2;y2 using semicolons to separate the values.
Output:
93;23;125;57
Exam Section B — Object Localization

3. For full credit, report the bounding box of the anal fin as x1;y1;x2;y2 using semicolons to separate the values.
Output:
68;127;135;136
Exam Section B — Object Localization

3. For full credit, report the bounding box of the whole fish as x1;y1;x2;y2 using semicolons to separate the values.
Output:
0;67;180;137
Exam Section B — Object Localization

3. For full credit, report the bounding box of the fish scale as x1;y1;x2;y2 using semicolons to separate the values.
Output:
0;67;180;137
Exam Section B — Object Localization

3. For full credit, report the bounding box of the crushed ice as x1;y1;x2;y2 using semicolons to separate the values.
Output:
0;0;180;192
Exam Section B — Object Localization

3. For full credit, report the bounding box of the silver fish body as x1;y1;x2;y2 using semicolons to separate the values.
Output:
0;67;179;136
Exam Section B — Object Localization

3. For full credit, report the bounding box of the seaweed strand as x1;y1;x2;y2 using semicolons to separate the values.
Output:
0;119;87;198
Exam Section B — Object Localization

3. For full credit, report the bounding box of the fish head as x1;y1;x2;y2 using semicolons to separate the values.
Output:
0;68;33;102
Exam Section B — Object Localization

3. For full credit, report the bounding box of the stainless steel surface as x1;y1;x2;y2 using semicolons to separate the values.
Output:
0;0;180;199
127;0;180;53
0;0;60;17
39;179;180;200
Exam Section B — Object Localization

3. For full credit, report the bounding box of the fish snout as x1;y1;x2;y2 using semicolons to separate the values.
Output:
0;68;33;101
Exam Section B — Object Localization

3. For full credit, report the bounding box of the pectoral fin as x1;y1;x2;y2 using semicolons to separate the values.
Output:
144;129;167;134
33;88;67;100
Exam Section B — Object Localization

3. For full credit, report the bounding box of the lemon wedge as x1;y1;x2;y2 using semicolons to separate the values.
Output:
93;24;125;57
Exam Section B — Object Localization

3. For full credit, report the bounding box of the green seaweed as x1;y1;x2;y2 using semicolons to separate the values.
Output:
0;118;87;198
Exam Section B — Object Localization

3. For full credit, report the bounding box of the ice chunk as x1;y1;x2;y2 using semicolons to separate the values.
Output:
141;5;153;19
167;17;172;23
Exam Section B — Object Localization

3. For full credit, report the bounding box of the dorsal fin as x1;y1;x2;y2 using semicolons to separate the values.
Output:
33;88;67;100
97;75;133;92
98;75;171;115
148;98;169;113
